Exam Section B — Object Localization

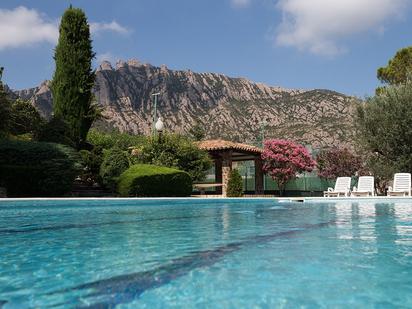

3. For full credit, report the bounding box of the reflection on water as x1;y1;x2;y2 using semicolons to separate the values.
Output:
1;199;412;308
331;200;412;255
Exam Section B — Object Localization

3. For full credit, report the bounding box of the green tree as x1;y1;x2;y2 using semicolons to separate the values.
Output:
0;67;12;138
99;147;131;191
51;6;96;149
137;133;212;182
226;169;243;197
78;146;104;185
363;153;396;195
9;99;44;136
37;116;74;147
377;46;412;92
316;147;362;180
87;129;145;151
356;81;412;176
189;123;206;141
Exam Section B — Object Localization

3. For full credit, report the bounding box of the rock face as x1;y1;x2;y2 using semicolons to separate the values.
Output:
13;59;356;148
13;81;52;118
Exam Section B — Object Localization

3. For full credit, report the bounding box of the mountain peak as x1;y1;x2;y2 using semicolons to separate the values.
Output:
13;59;355;148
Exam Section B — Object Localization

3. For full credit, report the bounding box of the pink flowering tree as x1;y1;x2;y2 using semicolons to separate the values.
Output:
316;147;362;180
262;139;316;195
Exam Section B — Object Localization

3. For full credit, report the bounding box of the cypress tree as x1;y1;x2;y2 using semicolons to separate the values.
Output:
0;67;12;138
227;169;243;197
51;6;96;149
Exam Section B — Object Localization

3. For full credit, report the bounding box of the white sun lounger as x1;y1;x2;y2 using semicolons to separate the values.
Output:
387;173;411;197
324;177;351;197
351;176;375;197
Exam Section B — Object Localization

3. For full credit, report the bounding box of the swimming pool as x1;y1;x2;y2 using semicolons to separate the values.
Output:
1;198;412;308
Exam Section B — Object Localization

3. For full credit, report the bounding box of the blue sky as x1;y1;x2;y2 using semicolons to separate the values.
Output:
1;0;411;96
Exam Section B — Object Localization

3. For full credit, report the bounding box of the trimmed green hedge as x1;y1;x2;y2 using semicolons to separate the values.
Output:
118;164;192;197
0;140;81;197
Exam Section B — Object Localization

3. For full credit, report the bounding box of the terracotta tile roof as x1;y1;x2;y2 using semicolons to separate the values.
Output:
197;139;263;154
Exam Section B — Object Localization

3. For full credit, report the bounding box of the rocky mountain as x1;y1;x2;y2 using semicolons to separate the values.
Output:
13;59;356;148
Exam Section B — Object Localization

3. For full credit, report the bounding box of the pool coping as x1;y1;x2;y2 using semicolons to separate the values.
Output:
0;196;411;203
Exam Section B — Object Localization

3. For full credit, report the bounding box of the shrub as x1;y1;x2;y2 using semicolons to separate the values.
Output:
0;140;81;197
118;164;192;197
0;67;12;138
227;169;243;197
87;129;145;150
37;116;74;147
137;133;212;182
100;147;131;191
79;146;104;185
316;147;362;180
9;99;44;136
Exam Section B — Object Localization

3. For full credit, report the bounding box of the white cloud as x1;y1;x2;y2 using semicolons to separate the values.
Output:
231;0;252;9
0;6;130;51
0;6;58;50
90;21;130;35
275;0;409;55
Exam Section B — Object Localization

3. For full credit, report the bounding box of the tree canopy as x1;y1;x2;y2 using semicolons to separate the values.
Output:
226;169;243;197
377;46;412;87
51;6;96;149
357;80;412;175
189;123;206;141
316;147;362;180
9;99;43;136
137;133;212;182
0;67;12;138
262;139;315;194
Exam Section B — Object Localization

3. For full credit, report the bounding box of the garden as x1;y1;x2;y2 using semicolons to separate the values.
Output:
0;6;411;198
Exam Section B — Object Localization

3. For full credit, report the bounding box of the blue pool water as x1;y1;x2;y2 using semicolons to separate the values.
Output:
1;198;412;308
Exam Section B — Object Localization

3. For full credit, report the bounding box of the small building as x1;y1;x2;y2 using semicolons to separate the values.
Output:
197;139;264;197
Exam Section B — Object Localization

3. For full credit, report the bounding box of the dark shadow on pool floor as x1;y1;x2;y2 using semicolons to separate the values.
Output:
48;221;334;309
0;214;218;235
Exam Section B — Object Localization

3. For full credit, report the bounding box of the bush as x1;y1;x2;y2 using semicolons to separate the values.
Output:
227;169;243;197
9;99;44;136
0;140;81;197
79;146;104;185
87;129;145;150
137;133;212;182
118;164;192;197
316;147;362;180
37;116;74;147
0;67;12;138
100;147;131;191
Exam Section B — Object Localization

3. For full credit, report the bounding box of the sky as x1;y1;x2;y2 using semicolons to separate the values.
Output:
1;0;411;96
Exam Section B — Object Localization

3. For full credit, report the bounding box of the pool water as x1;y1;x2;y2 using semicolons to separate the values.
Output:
1;199;412;308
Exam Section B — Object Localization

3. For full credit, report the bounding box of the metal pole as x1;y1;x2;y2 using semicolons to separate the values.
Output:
152;93;160;135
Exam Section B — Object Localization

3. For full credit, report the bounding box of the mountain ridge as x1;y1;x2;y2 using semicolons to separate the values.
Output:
12;59;356;148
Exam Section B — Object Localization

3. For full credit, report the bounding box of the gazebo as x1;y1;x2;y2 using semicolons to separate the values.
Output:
197;139;264;197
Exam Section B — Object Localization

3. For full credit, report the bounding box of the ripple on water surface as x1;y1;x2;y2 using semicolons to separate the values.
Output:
0;198;412;308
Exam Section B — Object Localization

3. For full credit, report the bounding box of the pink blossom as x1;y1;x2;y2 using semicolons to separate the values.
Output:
262;139;316;193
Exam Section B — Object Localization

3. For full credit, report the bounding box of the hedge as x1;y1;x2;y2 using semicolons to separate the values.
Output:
0;140;81;197
118;164;192;197
100;147;131;191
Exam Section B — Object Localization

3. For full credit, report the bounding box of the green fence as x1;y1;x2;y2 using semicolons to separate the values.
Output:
199;162;355;196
